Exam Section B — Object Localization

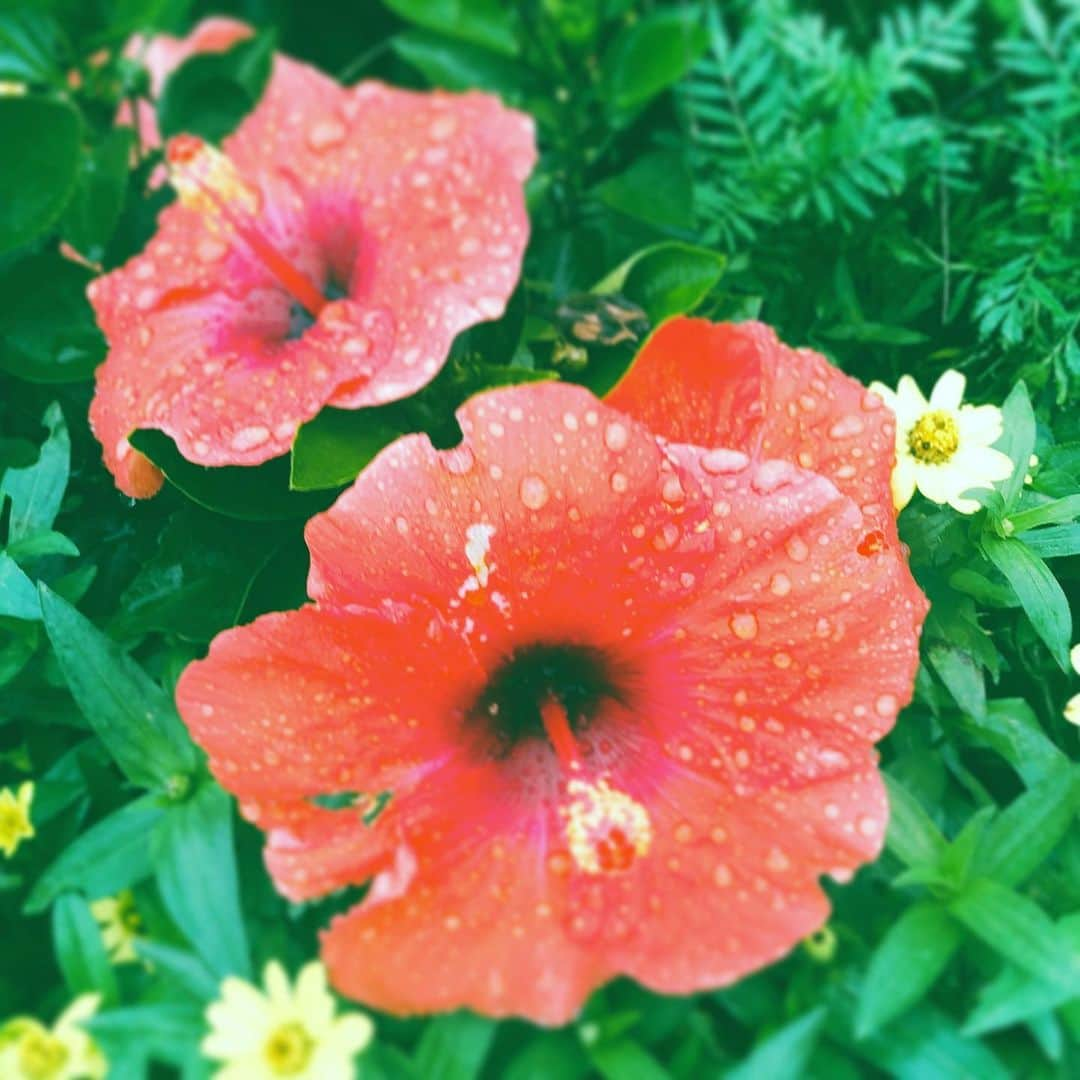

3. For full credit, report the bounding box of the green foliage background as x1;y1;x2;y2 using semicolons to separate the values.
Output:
1;0;1079;1075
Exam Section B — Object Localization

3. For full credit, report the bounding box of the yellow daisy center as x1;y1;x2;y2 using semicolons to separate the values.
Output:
907;410;959;464
18;1029;69;1080
263;1021;315;1076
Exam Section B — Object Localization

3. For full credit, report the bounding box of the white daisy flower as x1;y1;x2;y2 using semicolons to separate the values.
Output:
869;370;1014;514
202;960;373;1080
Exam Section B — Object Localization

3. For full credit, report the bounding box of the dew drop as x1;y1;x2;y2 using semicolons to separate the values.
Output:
307;118;347;151
604;421;629;452
829;415;865;439
519;473;550;510
729;613;758;640
610;471;629;494
230;425;270;451
769;572;792;597
713;864;733;887
700;448;749;475
785;536;810;562
875;694;898;717
661;475;685;504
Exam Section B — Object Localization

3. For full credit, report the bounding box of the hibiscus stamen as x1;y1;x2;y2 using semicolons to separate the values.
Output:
540;698;652;875
165;134;329;319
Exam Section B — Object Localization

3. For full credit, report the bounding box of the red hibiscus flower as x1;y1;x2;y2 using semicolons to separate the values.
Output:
176;318;926;1024
89;56;536;497
117;17;254;152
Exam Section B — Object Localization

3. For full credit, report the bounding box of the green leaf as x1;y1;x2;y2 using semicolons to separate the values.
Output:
0;10;67;84
593;242;725;324
0;402;70;543
134;941;220;1001
0;253;104;383
926;640;986;718
0;553;40;620
392;29;534;98
290;364;556;492
964;915;1080;1035
1008;493;1080;533
413;1012;496;1080
158;31;275;143
883;774;947;868
856;904;961;1036
130;428;336;521
995;382;1036;512
39;584;198;790
975;768;1080;887
727;1007;826;1079
1021;524;1080;559
595;151;695;231
52;893;118;1005
982;535;1071;669
959;699;1069;787
382;0;518;55
0;96;81;254
25;794;164;914
112;508;284;641
950;879;1080;993
60;128;132;263
588;1039;672;1080
152;782;250;980
603;6;708;112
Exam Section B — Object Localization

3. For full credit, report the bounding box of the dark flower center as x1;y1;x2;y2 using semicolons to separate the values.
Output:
468;642;624;759
286;277;348;340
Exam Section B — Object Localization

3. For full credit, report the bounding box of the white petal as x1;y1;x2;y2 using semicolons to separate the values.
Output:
952;445;1014;484
891;456;918;510
263;961;293;1010
957;404;1004;446
293;963;334;1033
930;369;965;411
1070;644;1080;676
1064;693;1080;726
914;462;968;505
331;1014;375;1055
895;375;929;424
867;381;897;414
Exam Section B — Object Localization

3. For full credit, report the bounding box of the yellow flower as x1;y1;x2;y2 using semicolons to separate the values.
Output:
202;961;373;1080
89;890;143;964
0;994;107;1079
869;371;1014;514
0;781;34;858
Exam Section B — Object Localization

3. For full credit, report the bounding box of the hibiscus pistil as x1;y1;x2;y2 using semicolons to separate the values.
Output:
539;697;652;876
165;134;328;319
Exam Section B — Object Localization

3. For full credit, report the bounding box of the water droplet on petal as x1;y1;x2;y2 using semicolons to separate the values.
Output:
519;474;550;510
307;119;346;151
786;536;810;562
829;415;865;438
604;422;629;452
769;572;792;597
230;425;270;451
442;446;475;475
701;448;749;475
610;471;629;494
730;613;758;640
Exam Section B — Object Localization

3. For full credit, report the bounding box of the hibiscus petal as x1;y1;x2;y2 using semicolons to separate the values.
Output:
305;383;714;669
606;318;898;536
